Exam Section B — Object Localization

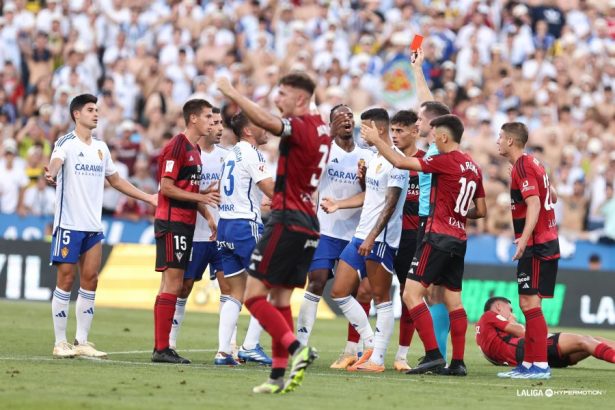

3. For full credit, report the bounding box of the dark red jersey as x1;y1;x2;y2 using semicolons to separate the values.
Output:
418;150;485;256
475;310;521;366
155;133;202;227
510;154;560;260
402;149;426;231
271;114;332;235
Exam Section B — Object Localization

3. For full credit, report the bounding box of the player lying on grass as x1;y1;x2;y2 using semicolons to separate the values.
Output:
476;296;615;374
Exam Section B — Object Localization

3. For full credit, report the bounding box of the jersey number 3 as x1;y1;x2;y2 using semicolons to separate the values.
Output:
310;145;330;188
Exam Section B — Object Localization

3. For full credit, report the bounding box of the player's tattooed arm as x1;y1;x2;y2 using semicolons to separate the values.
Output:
359;186;401;256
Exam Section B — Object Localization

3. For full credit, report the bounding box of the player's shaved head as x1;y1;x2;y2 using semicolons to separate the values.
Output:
501;122;529;148
484;297;512;312
430;114;464;143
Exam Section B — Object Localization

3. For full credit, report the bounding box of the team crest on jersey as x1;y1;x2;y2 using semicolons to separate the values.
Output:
61;247;69;258
97;149;103;161
375;163;383;173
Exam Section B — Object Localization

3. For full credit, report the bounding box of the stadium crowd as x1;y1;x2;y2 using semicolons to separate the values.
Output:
0;0;614;245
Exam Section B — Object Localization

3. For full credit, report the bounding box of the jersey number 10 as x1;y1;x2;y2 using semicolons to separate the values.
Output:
454;177;477;217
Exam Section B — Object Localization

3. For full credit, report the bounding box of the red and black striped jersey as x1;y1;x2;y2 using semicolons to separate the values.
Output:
272;114;332;235
510;154;559;260
402;149;426;231
155;133;202;226
418;150;485;256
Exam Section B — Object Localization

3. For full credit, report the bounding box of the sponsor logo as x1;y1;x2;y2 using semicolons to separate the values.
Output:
78;152;84;157
331;158;339;163
366;177;380;188
327;168;358;183
74;164;104;176
216;240;235;250
189;155;194;161
219;204;235;212
251;253;263;262
448;217;465;230
165;160;174;173
496;314;507;321
304;239;319;249
580;295;615;325
175;252;184;262
517;274;530;283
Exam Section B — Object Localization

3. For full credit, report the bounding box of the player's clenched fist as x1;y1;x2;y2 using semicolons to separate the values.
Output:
320;197;339;213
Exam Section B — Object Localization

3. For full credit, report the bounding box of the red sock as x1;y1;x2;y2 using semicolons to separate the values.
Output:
271;306;293;369
449;308;467;361
347;302;370;343
245;296;296;351
523;307;548;363
593;342;615;363
154;293;177;351
409;303;438;352
399;304;415;347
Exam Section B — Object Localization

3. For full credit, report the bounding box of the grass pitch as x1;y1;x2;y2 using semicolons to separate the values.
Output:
0;300;614;410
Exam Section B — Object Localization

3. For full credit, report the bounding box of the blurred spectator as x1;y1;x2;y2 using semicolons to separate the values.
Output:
599;184;615;244
559;178;590;239
102;145;128;215
588;253;602;271
0;139;28;215
22;174;55;216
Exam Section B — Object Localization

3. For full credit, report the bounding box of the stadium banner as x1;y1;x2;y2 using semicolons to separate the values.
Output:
322;264;615;329
0;240;336;319
380;53;418;110
3;214;614;270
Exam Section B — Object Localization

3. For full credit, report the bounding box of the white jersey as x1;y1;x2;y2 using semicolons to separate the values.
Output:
318;141;373;241
193;145;228;242
219;141;271;223
354;147;408;248
51;132;117;233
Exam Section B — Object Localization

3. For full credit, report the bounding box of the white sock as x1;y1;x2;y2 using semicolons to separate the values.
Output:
344;341;359;355
218;297;241;354
169;297;187;348
396;345;410;361
52;287;71;345
333;296;374;349
534;361;549;369
242;315;263;350
296;291;320;345
219;294;229;313
522;361;532;369
372;302;394;366
75;288;96;345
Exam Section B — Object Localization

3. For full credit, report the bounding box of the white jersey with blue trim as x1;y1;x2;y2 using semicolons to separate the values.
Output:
318;141;373;241
193;144;228;242
354;146;408;248
219;141;271;223
51;132;117;233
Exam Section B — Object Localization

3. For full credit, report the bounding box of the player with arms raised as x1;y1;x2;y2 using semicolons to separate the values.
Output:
217;72;331;394
361;114;486;376
46;93;157;358
496;122;560;379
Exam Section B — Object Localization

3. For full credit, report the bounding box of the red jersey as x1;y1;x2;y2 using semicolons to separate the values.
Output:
510;154;560;260
402;149;426;231
271;114;332;235
475;311;521;366
155;133;202;227
418;150;485;256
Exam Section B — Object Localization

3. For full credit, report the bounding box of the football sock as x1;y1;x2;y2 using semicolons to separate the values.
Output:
75;288;96;345
593;343;615;363
396;345;409;361
52;287;71;345
296;291;320;345
372;302;394;366
245;296;296;352
409;303;439;354
429;303;449;360
218;296;241;354
277;305;301;355
169;297;187;347
344;341;359;355
154;293;177;351
270;367;286;381
333;296;374;349
242;315;263;350
347;302;370;344
219;294;229;313
449;308;467;362
399;303;415;348
523;307;548;364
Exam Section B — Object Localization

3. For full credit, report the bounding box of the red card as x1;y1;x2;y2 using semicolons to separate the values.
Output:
410;34;424;52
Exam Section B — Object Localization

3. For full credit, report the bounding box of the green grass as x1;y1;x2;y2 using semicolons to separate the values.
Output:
1;300;614;410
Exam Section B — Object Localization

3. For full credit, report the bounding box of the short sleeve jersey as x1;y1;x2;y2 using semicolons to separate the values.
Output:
271;114;332;234
193;145;228;242
354;147;409;248
317;141;373;241
219;140;272;223
51;132;117;232
403;149;426;230
155;133;202;227
475;311;521;366
418;150;485;256
510;153;560;260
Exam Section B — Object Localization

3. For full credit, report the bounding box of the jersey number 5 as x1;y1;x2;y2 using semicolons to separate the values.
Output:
454;177;477;217
310;145;330;188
